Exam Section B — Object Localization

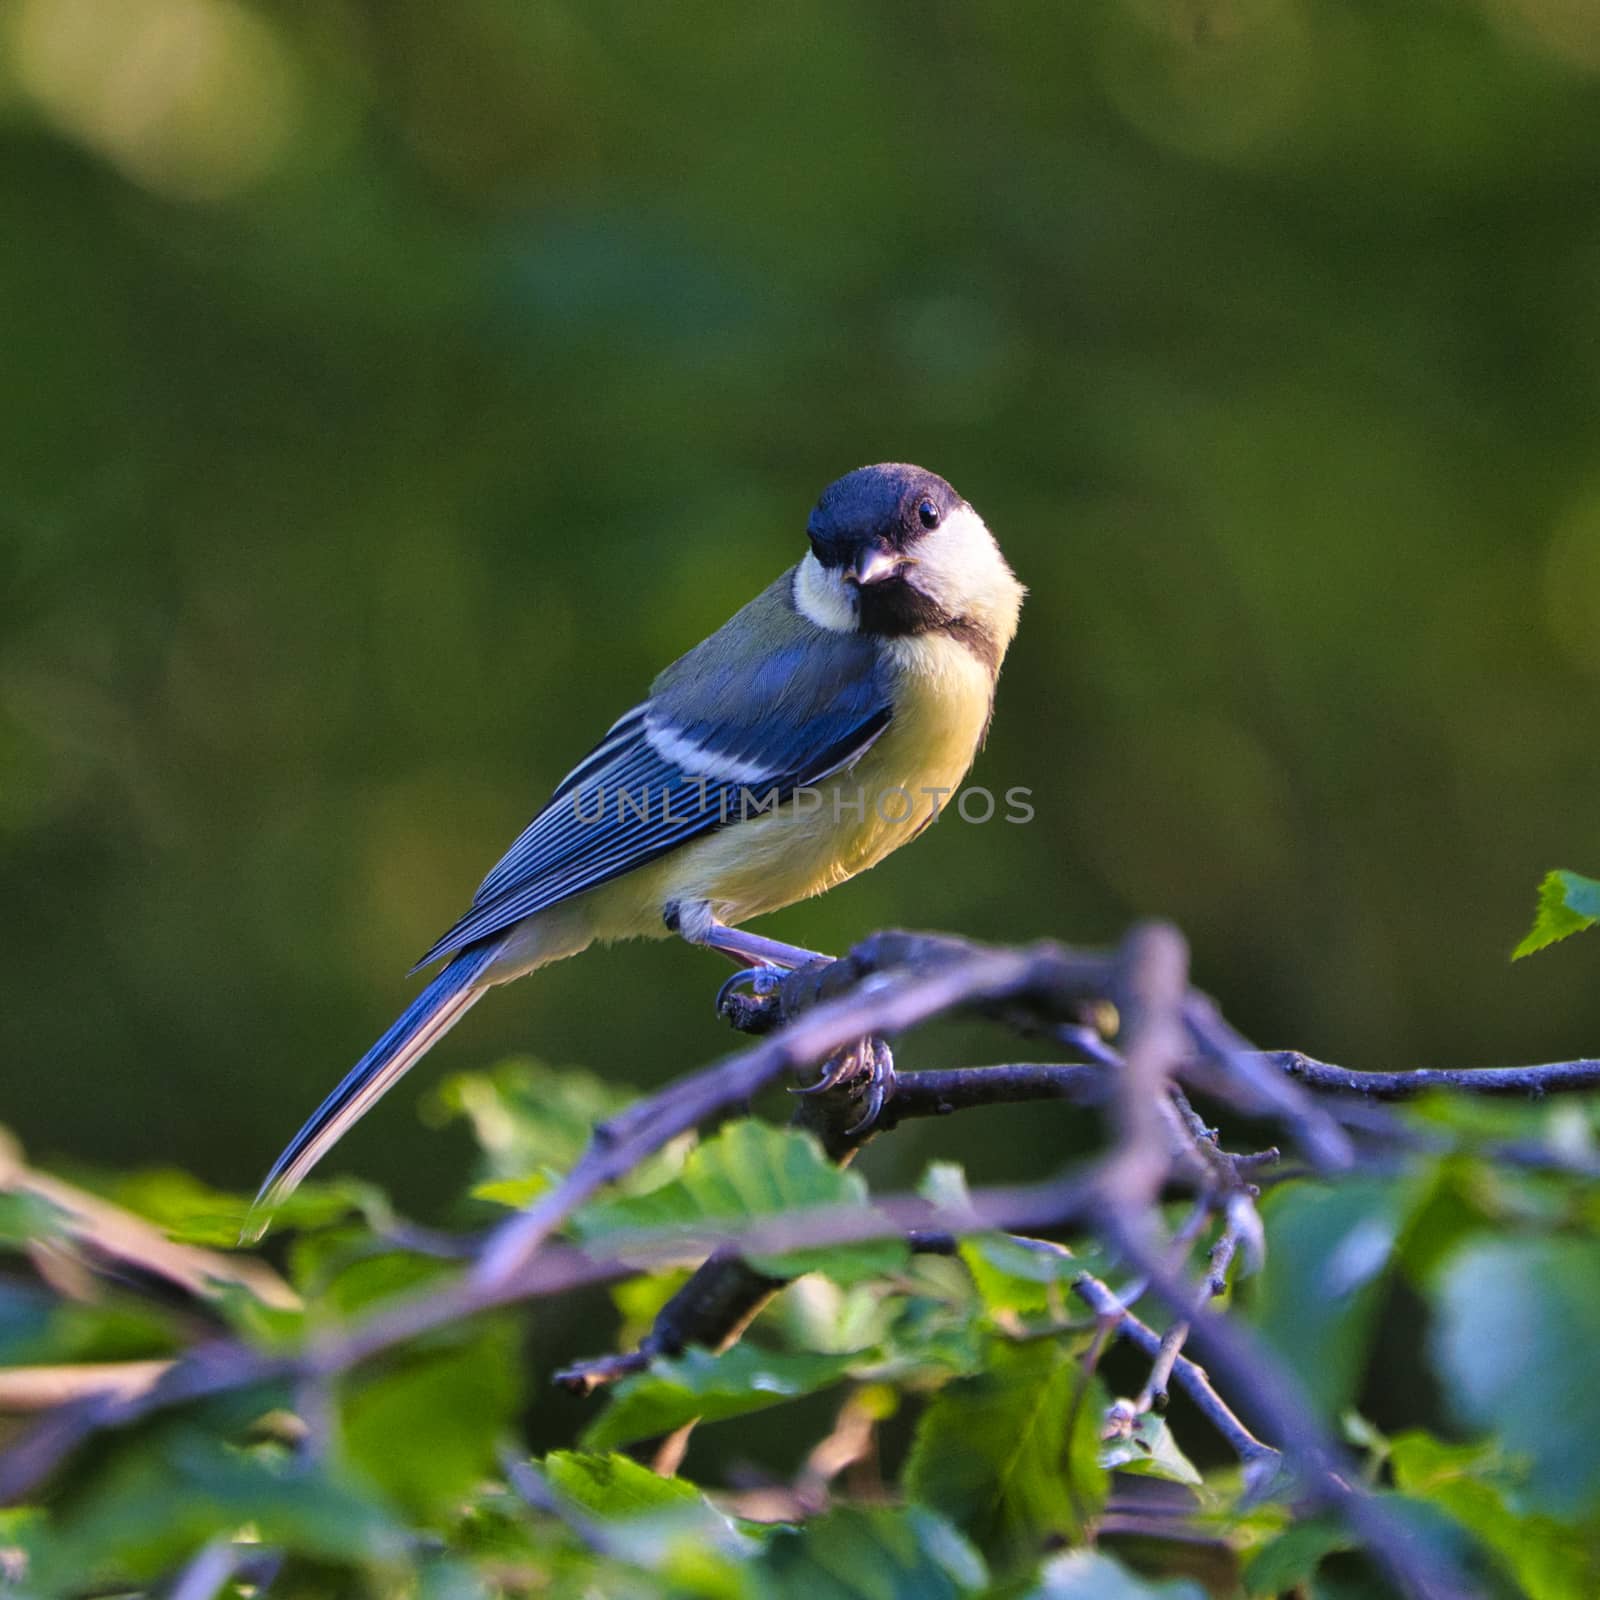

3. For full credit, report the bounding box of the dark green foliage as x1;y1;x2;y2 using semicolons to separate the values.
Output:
904;1337;1108;1567
7;1061;1600;1595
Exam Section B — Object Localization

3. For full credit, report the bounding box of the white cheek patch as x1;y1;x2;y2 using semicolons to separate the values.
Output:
644;715;773;785
913;505;1025;648
793;553;859;633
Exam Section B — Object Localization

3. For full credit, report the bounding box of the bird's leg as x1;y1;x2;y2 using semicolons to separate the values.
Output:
666;900;894;1135
667;900;830;1010
666;899;830;972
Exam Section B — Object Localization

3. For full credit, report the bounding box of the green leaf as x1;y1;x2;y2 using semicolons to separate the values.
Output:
575;1121;908;1287
584;1344;860;1450
341;1321;522;1522
94;1167;256;1247
1025;1550;1208;1598
302;1243;449;1316
1513;870;1600;959
1099;1413;1203;1488
753;1505;986;1600
1431;1236;1600;1514
959;1234;1080;1317
1247;1177;1408;1417
903;1336;1107;1567
26;1428;403;1588
472;1170;555;1208
436;1059;677;1205
540;1451;751;1571
1241;1517;1353;1597
544;1448;713;1520
1388;1430;1596;1600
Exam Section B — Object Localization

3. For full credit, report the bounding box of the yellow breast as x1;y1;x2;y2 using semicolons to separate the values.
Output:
596;631;996;932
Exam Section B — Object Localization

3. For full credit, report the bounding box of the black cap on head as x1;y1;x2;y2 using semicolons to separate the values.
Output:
806;463;961;567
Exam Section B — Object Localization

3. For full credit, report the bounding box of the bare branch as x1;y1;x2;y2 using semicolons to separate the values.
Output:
877;1062;1107;1123
1268;1049;1600;1100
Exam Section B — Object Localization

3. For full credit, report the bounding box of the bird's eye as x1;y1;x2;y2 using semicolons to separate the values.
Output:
917;498;941;529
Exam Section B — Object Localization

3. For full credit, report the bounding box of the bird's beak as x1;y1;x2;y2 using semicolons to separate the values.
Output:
846;544;900;587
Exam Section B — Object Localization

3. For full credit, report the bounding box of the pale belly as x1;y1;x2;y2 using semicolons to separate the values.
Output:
485;633;994;981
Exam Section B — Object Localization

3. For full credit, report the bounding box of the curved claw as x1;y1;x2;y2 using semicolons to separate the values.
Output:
844;1039;896;1135
715;963;783;1016
792;1049;858;1096
791;1037;897;1133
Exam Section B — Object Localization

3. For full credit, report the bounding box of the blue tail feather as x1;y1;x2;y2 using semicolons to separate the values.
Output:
244;944;497;1238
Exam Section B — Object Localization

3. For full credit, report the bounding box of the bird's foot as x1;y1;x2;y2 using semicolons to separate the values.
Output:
715;963;786;1018
793;1035;897;1136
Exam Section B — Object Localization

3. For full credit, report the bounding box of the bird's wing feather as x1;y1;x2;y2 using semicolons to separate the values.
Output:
413;573;890;968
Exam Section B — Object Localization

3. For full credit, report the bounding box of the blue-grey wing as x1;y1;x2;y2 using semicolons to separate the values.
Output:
413;571;891;967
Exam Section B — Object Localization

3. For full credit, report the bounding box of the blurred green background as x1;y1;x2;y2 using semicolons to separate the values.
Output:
4;0;1600;1218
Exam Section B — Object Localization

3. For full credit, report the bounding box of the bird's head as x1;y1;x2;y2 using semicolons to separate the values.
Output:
797;463;1024;659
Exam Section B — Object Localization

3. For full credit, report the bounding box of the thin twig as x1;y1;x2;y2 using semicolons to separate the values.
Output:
1134;1320;1191;1414
1071;1274;1272;1464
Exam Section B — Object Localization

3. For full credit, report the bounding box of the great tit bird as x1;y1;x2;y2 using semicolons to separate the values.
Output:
251;463;1024;1222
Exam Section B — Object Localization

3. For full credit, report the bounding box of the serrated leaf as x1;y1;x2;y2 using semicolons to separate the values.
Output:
1513;870;1600;959
1099;1413;1203;1487
584;1344;860;1450
575;1121;908;1287
1026;1550;1208;1598
1431;1236;1600;1514
753;1505;986;1599
341;1321;522;1521
904;1336;1107;1567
